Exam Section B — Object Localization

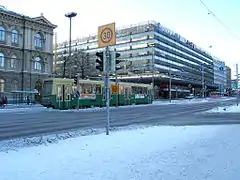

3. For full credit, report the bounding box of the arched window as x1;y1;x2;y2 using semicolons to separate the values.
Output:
0;26;5;41
34;33;44;48
0;79;4;92
12;30;19;44
33;57;42;71
11;80;18;91
0;52;4;67
9;55;17;69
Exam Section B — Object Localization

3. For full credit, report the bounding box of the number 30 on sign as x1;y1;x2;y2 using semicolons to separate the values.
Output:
98;22;116;48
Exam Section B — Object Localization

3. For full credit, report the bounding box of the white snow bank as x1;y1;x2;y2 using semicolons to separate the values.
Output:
0;106;46;113
152;98;208;105
1;124;238;180
206;104;240;113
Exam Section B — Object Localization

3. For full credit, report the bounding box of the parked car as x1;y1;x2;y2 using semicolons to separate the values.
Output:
185;94;195;99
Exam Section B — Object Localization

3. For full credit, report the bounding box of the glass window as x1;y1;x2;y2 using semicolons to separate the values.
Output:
9;55;17;69
34;33;43;48
11;80;18;91
0;79;4;92
33;57;42;71
0;53;4;67
0;27;5;41
11;30;19;44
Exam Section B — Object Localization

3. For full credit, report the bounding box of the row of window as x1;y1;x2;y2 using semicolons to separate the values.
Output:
0;26;44;48
58;30;212;65
0;27;18;44
0;52;44;71
0;79;18;92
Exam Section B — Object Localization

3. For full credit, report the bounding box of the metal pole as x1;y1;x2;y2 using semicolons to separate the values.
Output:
236;64;239;106
169;68;172;103
105;46;110;135
77;73;80;110
151;47;155;101
202;65;205;98
69;18;72;78
115;70;118;107
63;17;72;109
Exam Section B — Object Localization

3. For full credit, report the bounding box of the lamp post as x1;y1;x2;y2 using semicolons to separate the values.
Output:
169;68;172;103
201;65;205;98
64;12;77;78
62;12;77;109
236;64;239;106
148;43;155;101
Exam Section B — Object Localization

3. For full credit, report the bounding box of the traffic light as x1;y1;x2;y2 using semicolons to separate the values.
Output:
219;66;224;71
96;52;104;72
115;52;123;71
73;77;77;85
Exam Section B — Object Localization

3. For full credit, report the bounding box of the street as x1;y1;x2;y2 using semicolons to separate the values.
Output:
0;99;238;141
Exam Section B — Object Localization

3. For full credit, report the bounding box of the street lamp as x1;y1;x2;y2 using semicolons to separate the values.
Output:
62;12;77;109
201;64;205;98
148;43;155;101
63;12;77;78
236;63;239;106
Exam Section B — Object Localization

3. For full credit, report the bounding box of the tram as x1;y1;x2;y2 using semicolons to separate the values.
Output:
41;78;152;109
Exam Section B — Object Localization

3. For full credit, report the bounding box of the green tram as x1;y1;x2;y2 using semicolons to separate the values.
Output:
41;78;152;109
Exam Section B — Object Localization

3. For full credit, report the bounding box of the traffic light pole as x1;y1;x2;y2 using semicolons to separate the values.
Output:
105;46;110;135
77;73;81;110
115;71;118;107
236;64;239;106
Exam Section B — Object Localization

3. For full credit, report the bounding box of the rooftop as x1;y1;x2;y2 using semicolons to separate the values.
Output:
0;5;30;18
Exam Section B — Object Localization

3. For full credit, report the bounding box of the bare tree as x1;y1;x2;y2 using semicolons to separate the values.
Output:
56;49;95;78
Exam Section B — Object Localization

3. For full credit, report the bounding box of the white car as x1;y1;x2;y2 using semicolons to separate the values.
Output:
185;94;195;99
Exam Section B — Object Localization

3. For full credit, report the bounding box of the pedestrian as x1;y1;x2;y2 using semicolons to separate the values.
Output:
1;96;5;108
27;96;30;105
4;96;7;106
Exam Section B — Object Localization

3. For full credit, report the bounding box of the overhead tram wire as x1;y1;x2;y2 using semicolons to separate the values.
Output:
199;0;240;41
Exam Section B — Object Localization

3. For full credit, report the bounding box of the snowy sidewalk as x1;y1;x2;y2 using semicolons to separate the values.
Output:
0;125;240;180
206;104;240;113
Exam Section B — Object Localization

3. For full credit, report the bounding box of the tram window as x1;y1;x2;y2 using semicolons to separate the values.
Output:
57;85;62;100
96;84;101;94
82;84;93;93
132;86;142;94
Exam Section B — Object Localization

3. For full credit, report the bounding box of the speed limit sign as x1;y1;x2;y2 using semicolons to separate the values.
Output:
98;22;116;48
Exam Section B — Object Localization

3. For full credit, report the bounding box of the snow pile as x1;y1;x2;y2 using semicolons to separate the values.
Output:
0;106;46;113
1;124;240;179
153;98;208;105
207;104;240;113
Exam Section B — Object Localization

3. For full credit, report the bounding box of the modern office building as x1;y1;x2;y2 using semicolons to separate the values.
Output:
212;57;226;93
56;20;226;98
226;66;231;89
0;6;57;94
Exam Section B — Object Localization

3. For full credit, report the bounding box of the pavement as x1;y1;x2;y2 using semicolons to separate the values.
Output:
0;98;238;141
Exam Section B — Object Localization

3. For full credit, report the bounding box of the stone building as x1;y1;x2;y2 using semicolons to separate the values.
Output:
0;6;56;95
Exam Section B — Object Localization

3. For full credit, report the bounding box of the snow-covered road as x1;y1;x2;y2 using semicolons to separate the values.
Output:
1;124;240;180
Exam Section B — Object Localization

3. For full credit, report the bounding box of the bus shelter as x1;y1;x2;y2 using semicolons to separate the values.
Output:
10;90;39;105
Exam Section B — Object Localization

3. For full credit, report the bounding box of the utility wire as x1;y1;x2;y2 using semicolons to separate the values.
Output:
199;0;240;41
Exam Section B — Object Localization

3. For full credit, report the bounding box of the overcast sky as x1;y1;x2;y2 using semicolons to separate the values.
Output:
1;0;240;72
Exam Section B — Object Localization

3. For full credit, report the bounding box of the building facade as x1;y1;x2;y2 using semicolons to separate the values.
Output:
226;66;231;89
212;57;226;93
57;21;224;98
0;6;57;94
